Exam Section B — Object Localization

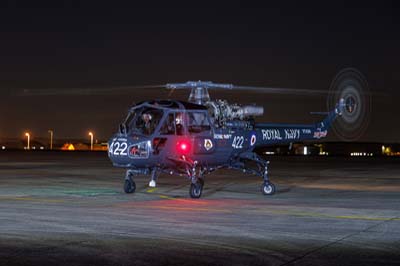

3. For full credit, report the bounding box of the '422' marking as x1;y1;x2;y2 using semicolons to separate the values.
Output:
232;136;244;149
109;141;128;156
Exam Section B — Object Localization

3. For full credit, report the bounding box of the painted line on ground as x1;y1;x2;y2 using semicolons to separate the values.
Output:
146;205;233;213
249;208;400;221
0;196;65;203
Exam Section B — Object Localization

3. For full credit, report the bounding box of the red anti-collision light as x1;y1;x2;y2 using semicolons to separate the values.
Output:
176;140;191;154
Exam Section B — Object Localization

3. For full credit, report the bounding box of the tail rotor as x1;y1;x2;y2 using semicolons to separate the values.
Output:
327;68;371;141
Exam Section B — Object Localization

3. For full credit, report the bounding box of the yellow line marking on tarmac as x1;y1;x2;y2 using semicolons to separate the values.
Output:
250;208;400;221
0;196;65;203
158;195;213;205
299;184;400;192
147;205;233;213
159;195;172;199
146;188;157;193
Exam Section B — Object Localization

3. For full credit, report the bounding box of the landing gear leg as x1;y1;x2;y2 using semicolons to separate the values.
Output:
238;152;276;196
261;161;275;195
124;169;136;194
149;168;159;188
182;159;204;199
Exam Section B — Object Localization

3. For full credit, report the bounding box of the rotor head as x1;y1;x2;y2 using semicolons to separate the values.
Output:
166;81;233;105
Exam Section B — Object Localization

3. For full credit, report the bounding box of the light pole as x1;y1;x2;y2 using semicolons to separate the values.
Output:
48;130;53;150
88;132;93;151
25;132;30;150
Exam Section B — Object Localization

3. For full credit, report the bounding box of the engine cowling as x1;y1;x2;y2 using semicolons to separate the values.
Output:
205;100;264;127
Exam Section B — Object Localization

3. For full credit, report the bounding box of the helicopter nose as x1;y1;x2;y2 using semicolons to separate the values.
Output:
127;139;152;158
108;136;152;168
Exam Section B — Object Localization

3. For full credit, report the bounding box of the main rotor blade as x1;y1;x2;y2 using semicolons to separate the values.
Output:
14;85;166;96
10;82;382;97
230;85;329;96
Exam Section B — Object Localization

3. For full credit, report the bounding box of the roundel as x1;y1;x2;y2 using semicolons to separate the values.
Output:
250;134;256;146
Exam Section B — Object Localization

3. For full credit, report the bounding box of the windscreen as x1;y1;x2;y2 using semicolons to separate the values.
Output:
124;107;163;136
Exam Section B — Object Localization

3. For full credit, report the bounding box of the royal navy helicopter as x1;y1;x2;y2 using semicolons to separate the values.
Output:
108;68;371;198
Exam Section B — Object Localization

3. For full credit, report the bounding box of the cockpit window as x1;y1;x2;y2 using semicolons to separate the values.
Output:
160;112;185;135
175;112;185;135
160;113;176;135
188;112;211;134
124;107;163;135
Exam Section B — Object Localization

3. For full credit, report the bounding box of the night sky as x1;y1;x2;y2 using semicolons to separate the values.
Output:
0;1;399;142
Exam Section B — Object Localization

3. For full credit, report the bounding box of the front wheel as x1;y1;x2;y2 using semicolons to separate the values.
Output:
124;178;136;194
189;179;204;199
262;182;276;195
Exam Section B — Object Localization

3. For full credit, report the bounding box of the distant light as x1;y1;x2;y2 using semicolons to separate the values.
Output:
88;132;94;151
303;146;308;155
1;146;5;150
40;146;44;150
351;152;373;157
264;151;275;155
25;132;30;150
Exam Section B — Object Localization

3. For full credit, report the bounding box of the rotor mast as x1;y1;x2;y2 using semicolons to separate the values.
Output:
166;81;233;105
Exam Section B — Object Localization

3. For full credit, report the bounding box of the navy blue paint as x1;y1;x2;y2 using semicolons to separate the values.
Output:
108;99;343;170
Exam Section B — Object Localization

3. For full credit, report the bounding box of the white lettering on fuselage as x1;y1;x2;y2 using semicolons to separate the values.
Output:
262;129;301;141
284;129;300;140
232;136;244;149
262;129;282;140
214;134;232;140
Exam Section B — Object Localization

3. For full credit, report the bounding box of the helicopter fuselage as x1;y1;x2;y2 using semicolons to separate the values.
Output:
107;98;343;198
108;99;342;173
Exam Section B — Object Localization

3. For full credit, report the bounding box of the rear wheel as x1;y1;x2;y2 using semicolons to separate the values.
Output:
189;178;204;198
124;178;136;193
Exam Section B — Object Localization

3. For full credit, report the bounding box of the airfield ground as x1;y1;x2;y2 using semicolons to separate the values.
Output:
0;151;399;266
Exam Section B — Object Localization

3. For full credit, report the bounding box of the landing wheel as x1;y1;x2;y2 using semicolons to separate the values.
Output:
262;182;275;195
124;178;136;194
189;178;204;199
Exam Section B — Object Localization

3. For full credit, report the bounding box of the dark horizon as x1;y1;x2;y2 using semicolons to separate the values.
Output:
1;2;399;141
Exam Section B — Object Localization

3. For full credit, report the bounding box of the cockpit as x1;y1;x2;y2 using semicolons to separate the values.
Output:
119;101;212;136
159;111;211;135
120;106;164;136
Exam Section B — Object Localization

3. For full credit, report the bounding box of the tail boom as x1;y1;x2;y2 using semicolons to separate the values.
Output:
254;99;344;146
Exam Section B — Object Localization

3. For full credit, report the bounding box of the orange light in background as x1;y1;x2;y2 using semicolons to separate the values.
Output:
61;143;75;151
88;132;94;151
25;132;30;150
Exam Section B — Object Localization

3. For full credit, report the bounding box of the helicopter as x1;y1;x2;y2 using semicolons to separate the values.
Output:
107;68;371;198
